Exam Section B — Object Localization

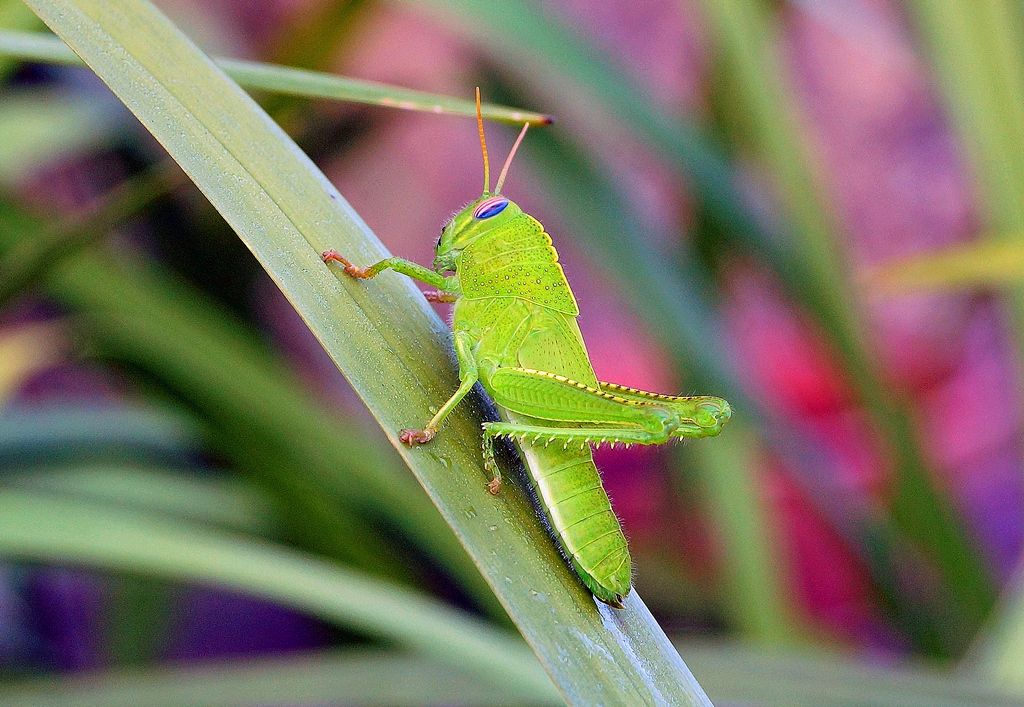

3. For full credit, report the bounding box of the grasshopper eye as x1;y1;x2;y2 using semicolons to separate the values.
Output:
473;197;509;219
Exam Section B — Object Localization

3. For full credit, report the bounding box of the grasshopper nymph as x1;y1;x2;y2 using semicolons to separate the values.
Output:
323;89;731;608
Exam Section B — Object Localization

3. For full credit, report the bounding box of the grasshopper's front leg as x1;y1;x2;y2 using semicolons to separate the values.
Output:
393;332;503;492
322;250;456;293
398;331;478;443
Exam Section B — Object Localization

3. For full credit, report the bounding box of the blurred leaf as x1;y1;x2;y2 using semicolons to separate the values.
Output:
0;193;489;611
867;240;1024;294
22;1;712;702
6;639;1019;707
0;323;63;403
970;573;1024;693
686;430;799;644
0;29;552;125
0;89;115;185
0;161;183;308
908;2;1024;234
681;641;1024;707
0;489;556;702
0;649;539;706
0;406;199;467
6;464;272;533
907;0;1024;666
0;0;40;79
906;1;1024;355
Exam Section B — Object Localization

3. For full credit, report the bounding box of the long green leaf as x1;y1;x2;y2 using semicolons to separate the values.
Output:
0;650;538;706
7;464;272;533
971;582;1024;693
682;641;1024;707
0;490;555;701
0;29;551;125
0;406;197;467
867;240;1024;293
8;640;1020;707
22;1;711;702
0;89;114;184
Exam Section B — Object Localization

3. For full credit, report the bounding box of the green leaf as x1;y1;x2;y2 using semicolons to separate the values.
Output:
867;239;1024;293
0;489;555;702
0;89;114;185
22;1;711;702
8;641;1020;707
6;464;272;533
682;641;1024;707
0;406;199;467
971;582;1024;693
0;0;40;79
0;29;551;125
0;649;542;707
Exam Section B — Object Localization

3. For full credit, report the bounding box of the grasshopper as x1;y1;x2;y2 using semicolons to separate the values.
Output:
323;90;731;608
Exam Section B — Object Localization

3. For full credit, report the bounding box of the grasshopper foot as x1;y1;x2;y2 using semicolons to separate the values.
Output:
400;428;435;445
322;250;372;279
486;477;502;495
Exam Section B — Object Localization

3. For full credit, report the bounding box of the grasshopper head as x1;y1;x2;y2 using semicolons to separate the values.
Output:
433;194;523;273
435;90;531;273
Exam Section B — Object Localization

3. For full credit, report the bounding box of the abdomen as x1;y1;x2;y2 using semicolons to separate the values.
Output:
508;308;631;606
514;429;631;606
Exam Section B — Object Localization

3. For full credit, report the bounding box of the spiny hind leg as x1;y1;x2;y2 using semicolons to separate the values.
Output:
482;420;674;452
488;367;701;439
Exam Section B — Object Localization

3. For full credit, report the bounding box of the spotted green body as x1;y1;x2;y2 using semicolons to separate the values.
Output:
322;107;730;607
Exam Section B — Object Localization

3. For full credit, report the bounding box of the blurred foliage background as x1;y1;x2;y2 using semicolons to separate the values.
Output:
3;0;1024;704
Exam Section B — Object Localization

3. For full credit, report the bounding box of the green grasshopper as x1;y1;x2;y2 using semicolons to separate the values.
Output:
323;90;731;608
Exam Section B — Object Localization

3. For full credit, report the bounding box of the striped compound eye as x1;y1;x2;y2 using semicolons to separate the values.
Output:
473;196;509;219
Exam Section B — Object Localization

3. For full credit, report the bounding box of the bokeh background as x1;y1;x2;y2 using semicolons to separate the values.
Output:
4;0;1024;703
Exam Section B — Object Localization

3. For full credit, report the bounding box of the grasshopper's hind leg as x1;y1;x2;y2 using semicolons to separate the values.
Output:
483;420;675;451
597;382;732;437
485;367;731;441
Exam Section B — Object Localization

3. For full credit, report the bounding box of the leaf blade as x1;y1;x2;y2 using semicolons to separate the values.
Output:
0;29;551;125
22;0;711;702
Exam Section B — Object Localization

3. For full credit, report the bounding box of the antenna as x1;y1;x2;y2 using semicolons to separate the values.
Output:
495;123;529;194
475;87;490;194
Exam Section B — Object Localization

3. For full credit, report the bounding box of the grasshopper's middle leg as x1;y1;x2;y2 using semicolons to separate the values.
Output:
398;333;503;494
